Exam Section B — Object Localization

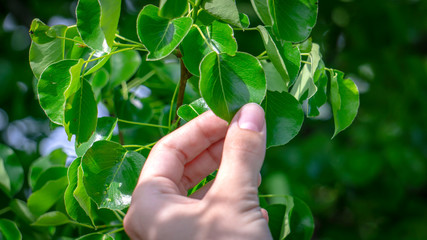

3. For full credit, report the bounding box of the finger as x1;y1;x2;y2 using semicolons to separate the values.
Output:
188;180;214;200
139;111;228;187
212;103;266;197
181;139;224;190
261;208;269;222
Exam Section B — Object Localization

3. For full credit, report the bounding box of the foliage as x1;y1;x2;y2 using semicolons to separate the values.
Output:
1;0;402;239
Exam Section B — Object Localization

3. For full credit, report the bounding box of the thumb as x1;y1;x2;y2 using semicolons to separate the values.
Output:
212;103;266;197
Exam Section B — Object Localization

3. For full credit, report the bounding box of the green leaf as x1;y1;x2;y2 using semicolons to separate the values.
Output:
10;199;36;223
137;5;192;60
261;61;287;92
114;90;153;125
0;144;23;197
64;159;94;226
74;164;96;223
329;70;359;138
159;0;188;19
76;117;118;157
250;0;272;25
265;204;287;240
77;233;113;240
38;59;85;125
290;43;321;101
202;0;242;28
208;21;238;56
0;219;22;240
32;211;70;227
258;26;301;86
269;0;318;42
76;0;121;53
27;176;68;217
29;18;57;44
199;52;266;122
307;60;328;117
109;50;141;87
177;98;210;122
285;197;315;240
33;166;67;192
239;13;250;28
262;91;304;148
82;141;145;210
28;149;67;190
29;22;67;79
64;79;98;144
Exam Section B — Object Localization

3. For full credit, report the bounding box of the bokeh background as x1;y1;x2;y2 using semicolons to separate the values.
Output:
1;0;426;239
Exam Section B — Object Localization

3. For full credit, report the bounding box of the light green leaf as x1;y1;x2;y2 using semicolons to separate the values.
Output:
64;159;94;226
177;98;210;122
27;176;68;217
64;79;98;144
307;60;328;117
202;0;242;28
109;50;141;87
261;61;287;92
258;26;301;86
200;52;266;122
29;18;57;44
329;70;359;138
0;144;23;198
250;0;272;25
82;141;145;210
159;0;188;19
76;117;118;157
208;21;238;56
269;0;318;42
28;149;67;190
239;13;250;28
0;219;22;240
76;0;121;53
33;166;67;192
29;22;67;79
262;91;304;148
74;164;96;225
137;5;192;60
32;211;70;227
38;59;85;125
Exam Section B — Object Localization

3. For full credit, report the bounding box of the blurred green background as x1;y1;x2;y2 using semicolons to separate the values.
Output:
1;0;426;239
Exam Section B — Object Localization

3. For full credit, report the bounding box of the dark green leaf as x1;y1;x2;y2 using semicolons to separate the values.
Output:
64;158;94;226
33;166;67;192
137;5;192;60
82;141;145;210
0;144;23;197
307;60;328;117
258;26;301;86
262;91;304;148
159;0;188;19
0;219;22;240
177;98;210;122
202;0;242;27
261;61;287;92
64;79;98;144
32;211;70;227
200;52;266;122
297;38;312;53
114;90;153;125
285;197;315;240
10;199;36;223
269;0;318;42
27;176;68;216
28;149;67;190
250;0;272;25
195;10;216;26
265;204;287;240
29;23;67;79
76;117;118;157
77;233;113;240
181;27;212;76
329;70;359;138
109;50;141;87
38;59;85;125
76;0;121;53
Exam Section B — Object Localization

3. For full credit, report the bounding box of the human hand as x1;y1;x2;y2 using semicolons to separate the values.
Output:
124;103;272;240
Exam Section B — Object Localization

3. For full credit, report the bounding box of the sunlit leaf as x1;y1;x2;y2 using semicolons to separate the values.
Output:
262;91;304;148
137;5;192;60
177;98;210;122
74;164;96;223
32;211;70;227
200;52;266;122
239;13;250;28
29;18;57;44
82;141;145;210
202;0;242;27
261;61;287;92
0;219;22;240
76;0;121;53
250;0;272;25
27;176;68;216
0;144;23;198
269;0;318;42
76;117;118;157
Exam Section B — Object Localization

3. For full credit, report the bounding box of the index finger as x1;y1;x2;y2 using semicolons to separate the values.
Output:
138;111;228;188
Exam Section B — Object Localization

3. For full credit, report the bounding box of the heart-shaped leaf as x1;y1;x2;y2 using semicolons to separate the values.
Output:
76;0;121;53
262;91;304;148
202;0;242;28
137;5;192;60
82;141;145;210
200;52;266;122
177;98;210;122
269;0;318;42
38;59;85;125
0;144;23;198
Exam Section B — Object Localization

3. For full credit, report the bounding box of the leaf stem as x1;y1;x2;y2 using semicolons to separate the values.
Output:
107;227;124;235
127;70;156;89
85;48;134;63
257;56;269;60
113;43;142;48
233;27;258;31
168;80;180;129
135;142;157;152
194;25;216;52
56;36;85;45
257;51;267;58
174;52;192;125
118;119;169;129
301;60;311;65
113;210;123;222
115;34;142;45
71;220;95;229
258;194;289;198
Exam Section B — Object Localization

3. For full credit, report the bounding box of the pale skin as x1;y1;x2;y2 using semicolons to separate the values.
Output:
124;103;273;240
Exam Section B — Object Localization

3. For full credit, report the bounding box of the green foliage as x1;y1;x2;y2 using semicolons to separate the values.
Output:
0;0;363;238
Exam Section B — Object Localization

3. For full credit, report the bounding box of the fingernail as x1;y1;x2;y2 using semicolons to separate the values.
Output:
238;103;265;132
